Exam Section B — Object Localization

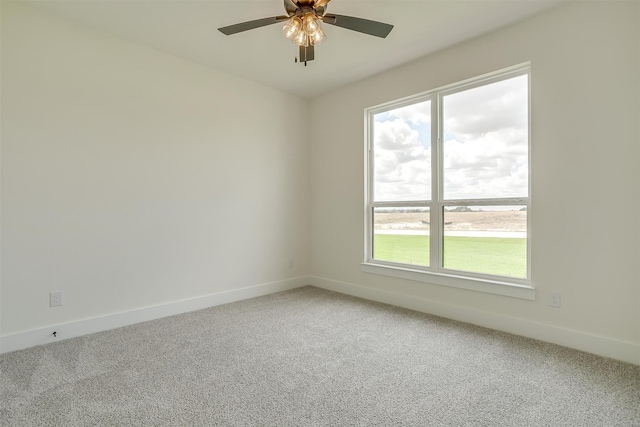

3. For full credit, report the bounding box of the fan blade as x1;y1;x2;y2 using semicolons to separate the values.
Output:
299;45;315;63
322;14;393;38
284;0;298;16
314;0;331;7
218;16;289;35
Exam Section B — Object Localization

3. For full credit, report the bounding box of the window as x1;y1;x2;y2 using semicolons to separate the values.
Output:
364;65;532;299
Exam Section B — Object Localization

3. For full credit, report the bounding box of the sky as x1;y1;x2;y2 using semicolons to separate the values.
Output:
373;74;528;203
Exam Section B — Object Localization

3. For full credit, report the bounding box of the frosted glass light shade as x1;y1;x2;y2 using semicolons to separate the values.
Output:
283;17;301;40
293;31;309;47
302;13;321;34
310;25;326;45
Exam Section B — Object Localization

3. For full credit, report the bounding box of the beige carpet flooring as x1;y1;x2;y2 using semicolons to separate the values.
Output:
2;286;639;426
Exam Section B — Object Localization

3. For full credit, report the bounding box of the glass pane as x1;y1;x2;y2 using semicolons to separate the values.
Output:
373;207;430;266
443;206;527;278
442;75;528;200
373;100;431;202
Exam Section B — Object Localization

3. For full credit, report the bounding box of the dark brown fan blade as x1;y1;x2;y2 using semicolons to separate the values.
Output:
322;14;393;38
218;16;289;35
284;0;298;16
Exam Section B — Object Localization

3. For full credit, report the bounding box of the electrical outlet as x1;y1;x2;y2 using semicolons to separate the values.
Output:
549;291;561;308
50;291;63;307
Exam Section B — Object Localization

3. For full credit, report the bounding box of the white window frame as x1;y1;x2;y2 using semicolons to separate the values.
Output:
363;64;534;300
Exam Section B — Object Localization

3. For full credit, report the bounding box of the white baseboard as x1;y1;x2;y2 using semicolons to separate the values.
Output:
4;275;638;366
309;276;640;366
0;277;309;354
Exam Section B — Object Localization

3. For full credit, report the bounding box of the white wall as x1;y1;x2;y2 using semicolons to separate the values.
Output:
1;2;310;345
2;1;639;365
310;1;640;364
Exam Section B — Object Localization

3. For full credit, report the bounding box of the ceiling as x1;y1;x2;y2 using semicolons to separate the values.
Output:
22;0;566;99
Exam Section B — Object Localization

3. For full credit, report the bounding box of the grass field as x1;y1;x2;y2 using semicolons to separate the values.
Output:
373;234;527;278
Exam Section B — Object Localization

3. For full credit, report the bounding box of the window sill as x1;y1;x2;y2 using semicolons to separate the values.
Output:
361;263;535;300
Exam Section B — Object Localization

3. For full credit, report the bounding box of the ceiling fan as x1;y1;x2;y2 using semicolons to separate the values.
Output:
218;0;394;66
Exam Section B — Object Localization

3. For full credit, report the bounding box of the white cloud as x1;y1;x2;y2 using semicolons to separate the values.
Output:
373;118;431;201
443;131;528;199
374;118;420;151
442;75;528;200
386;100;431;125
444;75;528;138
373;74;528;202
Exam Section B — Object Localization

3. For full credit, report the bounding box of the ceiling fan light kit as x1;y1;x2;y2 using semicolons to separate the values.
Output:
218;0;393;66
284;14;325;47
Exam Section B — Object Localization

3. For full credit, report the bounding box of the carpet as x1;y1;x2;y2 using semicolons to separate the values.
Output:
2;286;639;426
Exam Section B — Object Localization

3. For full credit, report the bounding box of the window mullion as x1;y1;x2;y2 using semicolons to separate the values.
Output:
430;94;443;271
365;109;374;263
442;198;529;207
